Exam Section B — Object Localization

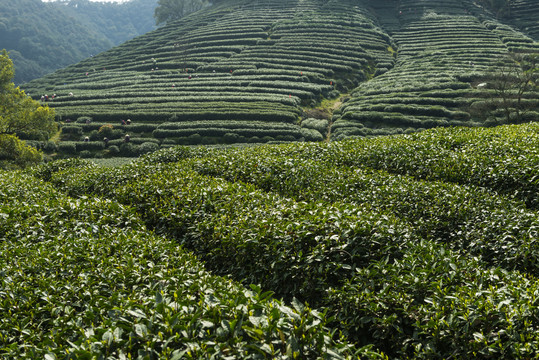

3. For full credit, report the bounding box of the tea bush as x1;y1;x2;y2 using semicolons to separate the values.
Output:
0;170;368;359
30;123;539;357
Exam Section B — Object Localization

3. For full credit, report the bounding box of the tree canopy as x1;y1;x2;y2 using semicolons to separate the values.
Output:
0;50;56;168
154;0;208;25
0;0;157;84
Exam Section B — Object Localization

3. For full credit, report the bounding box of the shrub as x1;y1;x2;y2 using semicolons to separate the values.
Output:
300;127;324;142
88;130;101;141
120;143;139;157
0;134;42;169
138;142;160;155
98;124;114;138
107;145;120;156
58;142;77;155
76;116;93;124
223;132;241;144
61;126;83;135
76;141;105;152
79;150;92;158
302;118;329;134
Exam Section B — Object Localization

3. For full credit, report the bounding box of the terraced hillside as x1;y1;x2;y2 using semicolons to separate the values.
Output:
23;0;393;154
332;0;539;138
22;0;538;155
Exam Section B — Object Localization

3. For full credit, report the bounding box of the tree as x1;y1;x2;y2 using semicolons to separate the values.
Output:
154;0;208;25
0;49;56;168
479;0;513;19
470;53;538;125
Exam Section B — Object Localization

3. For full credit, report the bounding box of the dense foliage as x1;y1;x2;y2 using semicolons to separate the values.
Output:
0;0;157;84
2;123;536;358
0;50;55;168
0;168;369;358
19;0;538;155
154;0;209;25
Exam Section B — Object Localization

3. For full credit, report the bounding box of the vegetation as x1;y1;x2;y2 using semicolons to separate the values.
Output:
333;0;539;139
0;166;367;359
154;0;209;25
21;0;395;154
0;0;157;84
17;0;538;157
0;123;535;357
470;53;538;124
0;50;55;168
478;0;513;18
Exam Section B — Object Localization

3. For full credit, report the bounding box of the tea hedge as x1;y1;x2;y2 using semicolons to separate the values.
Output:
22;0;394;151
0;169;371;359
331;0;539;139
28;123;539;357
332;123;539;209
161;146;539;277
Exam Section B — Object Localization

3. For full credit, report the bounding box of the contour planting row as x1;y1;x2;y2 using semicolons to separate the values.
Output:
331;123;539;209
331;0;535;138
0;169;363;359
33;152;539;358
510;0;539;40
23;0;394;149
140;140;539;277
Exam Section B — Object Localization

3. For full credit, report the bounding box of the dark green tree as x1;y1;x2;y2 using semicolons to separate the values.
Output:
154;0;208;25
470;53;538;124
0;50;56;168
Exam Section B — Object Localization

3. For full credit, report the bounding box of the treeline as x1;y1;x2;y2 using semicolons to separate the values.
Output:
0;0;157;84
478;0;513;18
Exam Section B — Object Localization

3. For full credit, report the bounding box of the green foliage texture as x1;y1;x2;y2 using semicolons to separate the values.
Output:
5;122;538;358
0;50;56;168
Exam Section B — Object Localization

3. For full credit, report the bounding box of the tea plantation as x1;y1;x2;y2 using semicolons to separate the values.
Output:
20;0;538;157
332;0;539;138
3;123;539;358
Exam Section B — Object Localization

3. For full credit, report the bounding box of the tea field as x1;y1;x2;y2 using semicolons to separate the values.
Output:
332;0;539;138
3;123;539;358
20;0;539;157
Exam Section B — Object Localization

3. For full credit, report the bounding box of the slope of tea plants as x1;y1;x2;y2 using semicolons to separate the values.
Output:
332;0;539;139
23;122;539;358
22;0;393;154
0;167;372;359
20;0;539;154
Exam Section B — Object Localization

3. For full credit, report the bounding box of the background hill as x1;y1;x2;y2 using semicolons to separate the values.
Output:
21;0;539;157
0;0;157;84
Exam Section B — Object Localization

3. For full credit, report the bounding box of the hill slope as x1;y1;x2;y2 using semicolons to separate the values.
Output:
21;0;538;156
0;0;157;84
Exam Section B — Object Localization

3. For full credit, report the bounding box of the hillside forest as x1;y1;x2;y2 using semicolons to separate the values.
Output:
0;0;158;84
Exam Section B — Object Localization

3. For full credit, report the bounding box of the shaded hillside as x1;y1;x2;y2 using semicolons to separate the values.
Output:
21;0;538;156
0;0;157;84
505;0;539;41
